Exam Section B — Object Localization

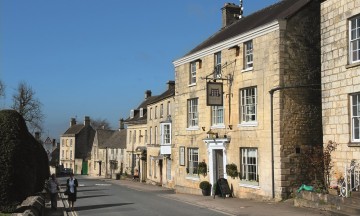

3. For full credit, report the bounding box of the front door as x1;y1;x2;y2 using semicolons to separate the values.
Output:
214;150;224;182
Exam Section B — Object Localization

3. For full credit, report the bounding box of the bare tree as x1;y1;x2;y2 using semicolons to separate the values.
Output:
91;118;111;130
0;80;4;97
11;82;44;132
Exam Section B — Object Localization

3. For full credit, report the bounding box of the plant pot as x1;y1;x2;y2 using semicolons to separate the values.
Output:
202;188;211;196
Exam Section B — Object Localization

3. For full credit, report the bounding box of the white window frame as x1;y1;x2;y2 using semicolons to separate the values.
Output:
187;148;199;176
187;98;199;128
214;52;222;79
240;148;258;186
351;93;360;142
239;87;257;126
140;108;144;118
130;109;134;118
190;61;197;84
349;15;360;64
161;123;171;145
244;40;253;69
211;106;225;127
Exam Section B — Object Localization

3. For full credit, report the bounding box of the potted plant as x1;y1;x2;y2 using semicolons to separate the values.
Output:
199;181;211;196
198;161;207;176
226;163;238;179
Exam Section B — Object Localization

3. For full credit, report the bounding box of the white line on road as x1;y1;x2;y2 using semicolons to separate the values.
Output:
95;183;112;186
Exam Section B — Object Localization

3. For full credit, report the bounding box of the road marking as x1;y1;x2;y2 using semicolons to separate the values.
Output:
95;183;112;186
79;184;85;187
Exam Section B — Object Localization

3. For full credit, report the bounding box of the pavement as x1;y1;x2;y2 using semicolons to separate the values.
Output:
44;175;337;216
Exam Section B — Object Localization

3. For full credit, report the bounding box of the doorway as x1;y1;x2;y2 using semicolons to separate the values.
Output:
213;149;224;183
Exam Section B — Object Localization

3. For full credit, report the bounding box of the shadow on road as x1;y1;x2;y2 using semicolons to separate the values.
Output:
73;203;133;212
77;194;110;199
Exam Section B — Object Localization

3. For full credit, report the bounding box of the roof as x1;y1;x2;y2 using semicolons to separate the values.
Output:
63;124;84;135
96;129;115;148
124;95;159;125
148;84;175;106
103;129;127;149
184;0;311;57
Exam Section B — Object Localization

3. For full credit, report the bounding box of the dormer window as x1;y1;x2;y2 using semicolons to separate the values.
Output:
130;109;134;118
140;108;144;118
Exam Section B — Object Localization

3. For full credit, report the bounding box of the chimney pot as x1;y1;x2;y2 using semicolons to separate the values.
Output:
167;80;175;90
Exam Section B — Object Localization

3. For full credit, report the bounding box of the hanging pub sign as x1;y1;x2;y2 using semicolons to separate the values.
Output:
207;82;223;106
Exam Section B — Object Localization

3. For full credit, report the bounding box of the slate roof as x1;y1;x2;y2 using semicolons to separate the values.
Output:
96;129;115;149
103;129;127;149
124;95;159;125
148;83;175;106
185;0;311;57
63;124;84;135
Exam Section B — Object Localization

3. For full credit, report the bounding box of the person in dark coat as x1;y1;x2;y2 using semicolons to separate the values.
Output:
66;173;78;211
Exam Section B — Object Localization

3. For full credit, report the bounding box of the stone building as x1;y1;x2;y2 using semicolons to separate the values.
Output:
146;81;175;187
124;90;158;181
172;0;322;200
89;120;127;178
60;116;95;175
89;129;115;177
321;0;360;187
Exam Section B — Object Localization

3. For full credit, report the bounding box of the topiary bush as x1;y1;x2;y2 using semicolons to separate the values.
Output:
0;110;49;212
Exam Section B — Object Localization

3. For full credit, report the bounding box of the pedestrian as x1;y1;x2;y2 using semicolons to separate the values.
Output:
48;174;60;210
66;173;78;211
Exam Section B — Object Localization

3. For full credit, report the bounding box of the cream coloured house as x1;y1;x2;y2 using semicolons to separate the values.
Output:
124;90;158;181
321;0;360;192
146;81;175;187
172;0;322;200
60;116;95;175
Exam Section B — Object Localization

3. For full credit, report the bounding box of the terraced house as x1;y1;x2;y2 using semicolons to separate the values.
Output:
124;90;158;181
146;81;175;187
172;0;322;200
321;0;360;194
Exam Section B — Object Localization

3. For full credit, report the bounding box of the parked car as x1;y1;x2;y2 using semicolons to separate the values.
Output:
60;168;73;176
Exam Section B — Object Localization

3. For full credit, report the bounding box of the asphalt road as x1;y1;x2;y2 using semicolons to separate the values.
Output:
58;176;227;216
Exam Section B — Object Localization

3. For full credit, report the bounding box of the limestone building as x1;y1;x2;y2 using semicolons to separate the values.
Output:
172;0;322;200
321;0;360;189
124;90;158;181
146;81;175;187
60;116;95;175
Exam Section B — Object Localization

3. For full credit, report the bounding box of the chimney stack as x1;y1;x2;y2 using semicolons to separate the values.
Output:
222;3;241;28
119;118;125;130
167;80;175;90
52;139;56;148
70;118;76;127
84;116;90;126
145;90;152;99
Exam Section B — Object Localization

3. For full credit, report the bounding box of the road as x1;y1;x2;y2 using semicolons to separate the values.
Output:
58;176;227;216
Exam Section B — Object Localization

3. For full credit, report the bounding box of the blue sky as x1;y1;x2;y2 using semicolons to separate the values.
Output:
1;0;279;140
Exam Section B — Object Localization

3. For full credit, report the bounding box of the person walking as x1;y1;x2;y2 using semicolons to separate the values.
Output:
48;174;60;210
66;173;78;211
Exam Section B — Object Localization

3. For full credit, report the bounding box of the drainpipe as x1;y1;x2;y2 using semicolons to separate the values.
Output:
269;84;320;199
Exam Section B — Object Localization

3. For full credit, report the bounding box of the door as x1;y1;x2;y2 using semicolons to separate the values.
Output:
214;150;224;182
82;161;88;175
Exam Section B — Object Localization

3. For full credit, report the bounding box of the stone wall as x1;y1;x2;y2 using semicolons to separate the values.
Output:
321;0;360;185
